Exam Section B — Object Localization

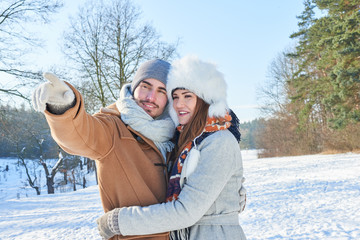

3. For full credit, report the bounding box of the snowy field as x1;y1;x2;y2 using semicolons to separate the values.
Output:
0;151;359;240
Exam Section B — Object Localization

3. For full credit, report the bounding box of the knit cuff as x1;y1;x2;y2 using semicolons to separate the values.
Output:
46;97;76;115
108;208;121;235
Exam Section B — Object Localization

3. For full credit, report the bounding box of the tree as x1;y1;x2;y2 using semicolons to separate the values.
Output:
0;104;67;194
288;0;326;129
316;0;360;128
258;49;299;117
289;0;360;129
57;150;84;190
257;47;323;156
17;147;41;195
239;119;264;150
257;0;360;156
0;0;63;102
0;104;58;158
35;139;63;194
63;0;178;111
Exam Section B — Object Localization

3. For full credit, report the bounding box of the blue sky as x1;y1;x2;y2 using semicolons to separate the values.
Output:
37;0;306;122
130;1;306;122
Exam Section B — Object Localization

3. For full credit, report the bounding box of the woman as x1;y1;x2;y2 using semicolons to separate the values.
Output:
97;55;247;240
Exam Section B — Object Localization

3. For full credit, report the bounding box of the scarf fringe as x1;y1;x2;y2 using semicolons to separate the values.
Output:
170;228;190;240
229;109;241;143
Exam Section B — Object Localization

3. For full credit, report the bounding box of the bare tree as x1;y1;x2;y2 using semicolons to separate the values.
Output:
34;138;64;194
63;0;178;111
258;49;298;117
0;104;64;194
256;48;327;157
0;0;63;102
57;150;85;191
17;147;41;195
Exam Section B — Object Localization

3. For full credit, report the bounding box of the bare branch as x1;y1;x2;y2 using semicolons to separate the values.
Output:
0;0;62;100
62;0;178;109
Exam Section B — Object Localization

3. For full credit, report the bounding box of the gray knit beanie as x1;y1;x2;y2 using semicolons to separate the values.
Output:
131;59;171;94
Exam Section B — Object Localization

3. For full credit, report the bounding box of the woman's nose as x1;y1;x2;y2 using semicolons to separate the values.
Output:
174;98;184;108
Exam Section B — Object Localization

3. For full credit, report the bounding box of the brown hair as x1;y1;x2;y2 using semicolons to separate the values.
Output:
172;97;210;160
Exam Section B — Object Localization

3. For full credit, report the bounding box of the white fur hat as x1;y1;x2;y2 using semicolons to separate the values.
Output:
167;55;228;126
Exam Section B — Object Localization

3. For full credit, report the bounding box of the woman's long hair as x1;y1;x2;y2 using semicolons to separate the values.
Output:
172;97;210;160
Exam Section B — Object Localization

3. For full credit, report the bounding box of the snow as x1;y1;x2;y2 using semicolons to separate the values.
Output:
1;151;360;240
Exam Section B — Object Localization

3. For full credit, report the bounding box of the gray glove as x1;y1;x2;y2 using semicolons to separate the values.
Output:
239;177;247;213
32;72;75;113
97;208;121;240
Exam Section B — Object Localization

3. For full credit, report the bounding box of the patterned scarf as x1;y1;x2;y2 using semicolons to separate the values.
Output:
166;113;232;202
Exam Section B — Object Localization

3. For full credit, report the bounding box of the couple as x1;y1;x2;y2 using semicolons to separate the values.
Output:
32;55;247;240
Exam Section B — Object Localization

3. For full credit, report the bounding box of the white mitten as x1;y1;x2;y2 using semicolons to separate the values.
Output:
32;72;75;113
239;177;247;213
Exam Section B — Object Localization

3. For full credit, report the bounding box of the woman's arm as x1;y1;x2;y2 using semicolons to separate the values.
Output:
115;130;243;235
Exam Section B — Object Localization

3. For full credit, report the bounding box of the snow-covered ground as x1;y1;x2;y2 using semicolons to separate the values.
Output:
1;151;359;240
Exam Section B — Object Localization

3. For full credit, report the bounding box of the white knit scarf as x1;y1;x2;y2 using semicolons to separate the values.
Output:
116;84;175;159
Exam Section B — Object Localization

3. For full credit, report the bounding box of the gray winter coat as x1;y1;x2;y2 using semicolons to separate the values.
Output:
118;129;247;239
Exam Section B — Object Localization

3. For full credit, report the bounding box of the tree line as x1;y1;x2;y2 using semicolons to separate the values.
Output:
0;104;97;195
2;0;358;164
256;0;360;157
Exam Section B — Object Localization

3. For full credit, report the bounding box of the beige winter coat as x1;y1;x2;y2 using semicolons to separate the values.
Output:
44;84;169;240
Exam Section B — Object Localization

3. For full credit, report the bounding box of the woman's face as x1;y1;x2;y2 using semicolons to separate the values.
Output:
172;89;197;125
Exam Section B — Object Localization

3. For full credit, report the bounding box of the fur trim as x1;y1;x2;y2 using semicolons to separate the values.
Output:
167;55;228;125
169;103;179;126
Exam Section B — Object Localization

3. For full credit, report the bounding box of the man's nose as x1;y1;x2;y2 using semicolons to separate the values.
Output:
146;90;156;102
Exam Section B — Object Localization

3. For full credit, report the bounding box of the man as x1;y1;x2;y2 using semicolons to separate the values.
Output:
32;59;175;240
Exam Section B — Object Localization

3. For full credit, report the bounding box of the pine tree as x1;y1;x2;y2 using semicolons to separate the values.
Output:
289;0;360;129
315;0;360;128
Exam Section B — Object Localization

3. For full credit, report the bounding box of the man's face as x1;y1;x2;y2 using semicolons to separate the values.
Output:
133;78;168;118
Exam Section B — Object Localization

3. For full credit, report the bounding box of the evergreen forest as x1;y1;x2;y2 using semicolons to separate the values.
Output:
256;0;360;157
